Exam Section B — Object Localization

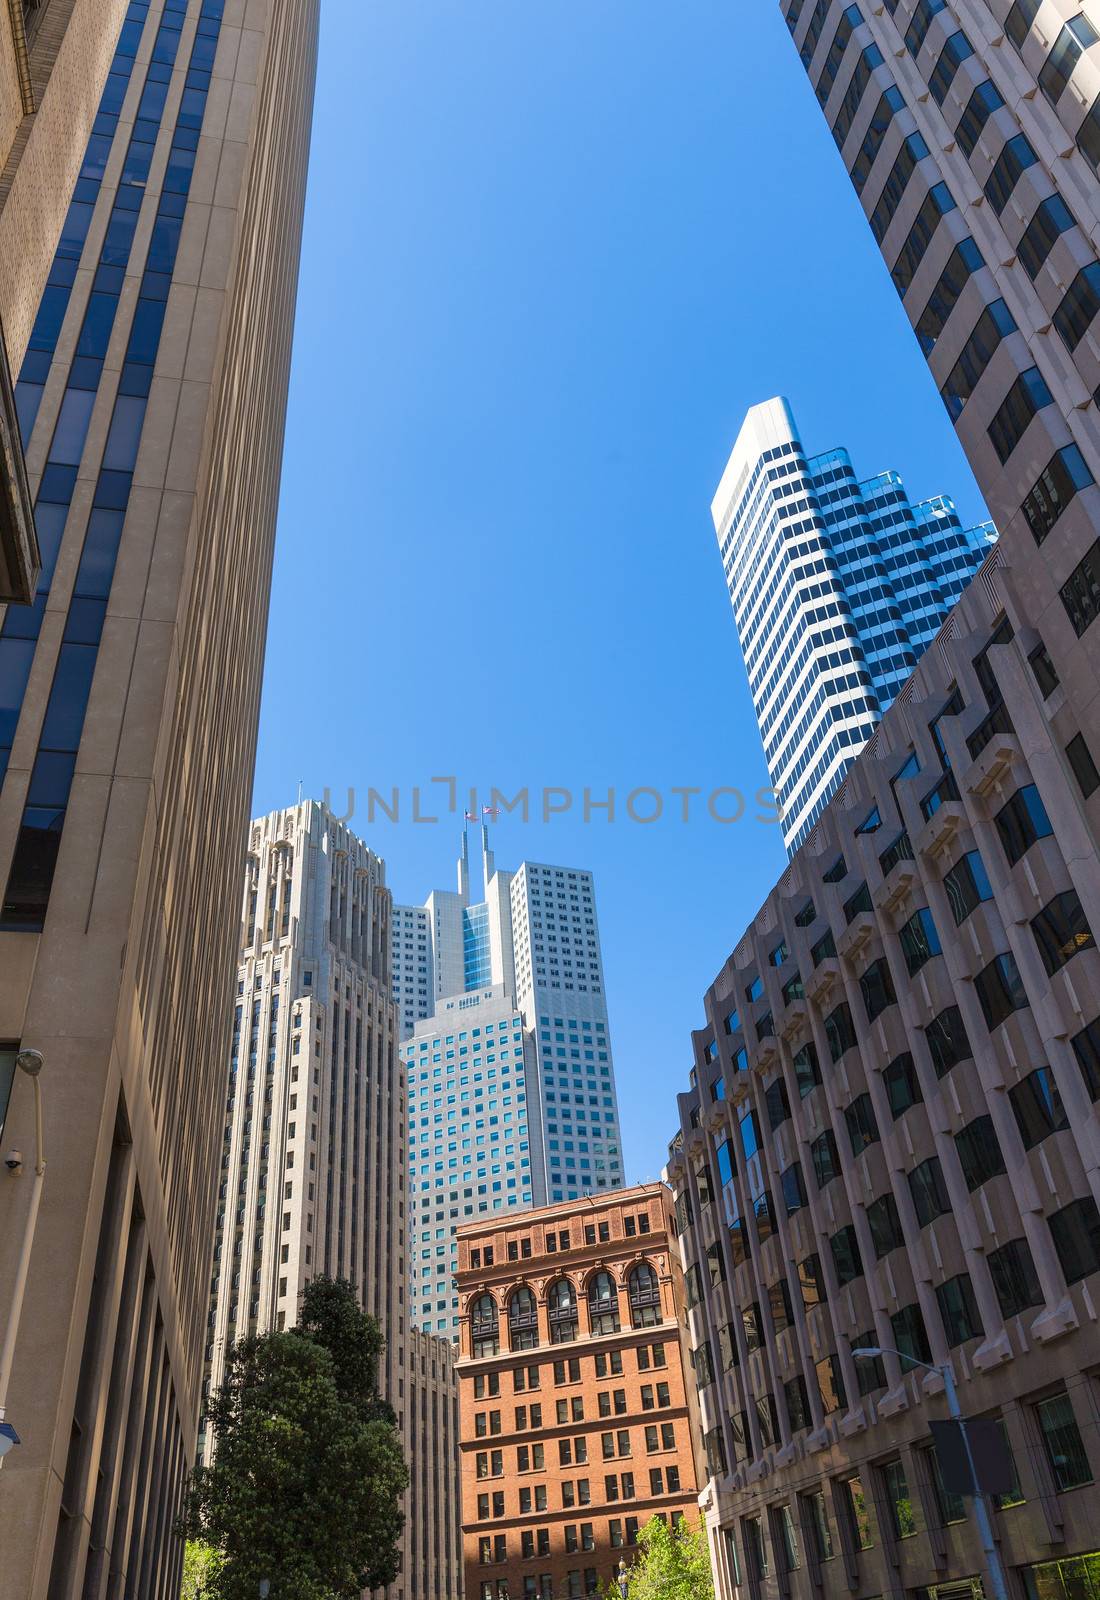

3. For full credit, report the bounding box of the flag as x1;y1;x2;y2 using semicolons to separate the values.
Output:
483;806;501;818
464;811;478;821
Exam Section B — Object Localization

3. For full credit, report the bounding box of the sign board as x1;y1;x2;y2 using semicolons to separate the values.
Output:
931;1418;1019;1498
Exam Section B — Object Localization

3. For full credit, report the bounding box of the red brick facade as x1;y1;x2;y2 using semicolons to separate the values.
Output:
456;1184;701;1600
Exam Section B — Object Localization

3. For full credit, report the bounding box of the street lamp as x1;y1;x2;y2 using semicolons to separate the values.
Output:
851;1346;1009;1600
0;1048;46;1466
617;1556;629;1598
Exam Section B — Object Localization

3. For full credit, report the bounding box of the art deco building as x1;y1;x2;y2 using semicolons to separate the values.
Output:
455;1185;701;1600
0;2;319;1595
202;801;461;1600
668;543;1100;1600
396;829;626;1339
712;397;994;853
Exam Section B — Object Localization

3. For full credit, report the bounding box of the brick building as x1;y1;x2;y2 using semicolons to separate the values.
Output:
455;1184;701;1600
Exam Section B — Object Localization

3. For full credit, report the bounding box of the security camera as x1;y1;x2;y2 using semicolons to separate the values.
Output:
4;1150;23;1174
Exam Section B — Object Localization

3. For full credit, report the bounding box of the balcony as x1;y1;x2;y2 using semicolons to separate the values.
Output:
0;322;39;603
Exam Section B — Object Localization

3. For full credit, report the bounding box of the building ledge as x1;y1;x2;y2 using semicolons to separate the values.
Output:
837;912;875;964
874;861;916;916
1031;1297;1079;1345
805;958;841;1007
972;1330;1014;1371
916;800;967;862
838;1405;867;1438
0;319;38;603
964;733;1021;799
878;1381;910;1418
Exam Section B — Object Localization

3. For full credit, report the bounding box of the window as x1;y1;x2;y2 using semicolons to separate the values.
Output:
1036;1392;1093;1489
706;1243;726;1289
892;183;957;296
739;1108;761;1162
928;1445;967;1526
1067;733;1100;798
716;1137;734;1188
1064;538;1100;637
1030;642;1060;699
844;1475;874;1549
955;1114;1006;1190
766;1075;792;1130
806;1490;834;1561
628;1263;661;1328
587;1271;619;1336
471;1295;499;1358
984;134;1037;215
705;1427;728;1477
1054;262;1100;352
882;1458;917;1537
742;1303;763;1352
811;1129;841;1189
929;29;973;104
867;1191;905;1257
899;907;941;975
975;952;1029;1031
924;1005;971;1077
816;1353;846;1415
812;929;836;965
1021;446;1094;546
936;1272;984;1346
904;0;945;57
1032;891;1095;975
988;1237;1043;1318
916;237;984;355
825;1002;857;1062
844;881;872;921
769;1277;795;1333
1011;1067;1069;1149
794;1041;822;1096
845;1093;879;1155
884;1052;922;1119
831;1225;863;1286
944;850;993;924
781;1160;808;1215
777;1378;811;1445
941;300;1017;419
891;1302;933;1365
988;368;1054;465
956;78;1004;159
509;1286;538;1351
799;1252;827;1310
549;1279;578;1344
1049;1196;1100;1284
1039;13;1098;102
859;959;895;1022
851;1335;886;1395
1018;196;1077;282
909;1155;951;1225
744;1515;768;1577
1071;1016;1100;1101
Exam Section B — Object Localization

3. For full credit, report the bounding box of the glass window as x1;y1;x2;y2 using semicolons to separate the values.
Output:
891;1301;933;1365
988;1237;1043;1318
1032;891;1095;976
845;1093;879;1155
944;850;993;924
936;1271;984;1346
1071;1016;1100;1102
1049;1196;1100;1285
1010;1067;1069;1149
830;1225;862;1286
974;952;1029;1030
844;1474;874;1549
882;1458;917;1537
794;1041;822;1096
824;1001;857;1062
899;907;941;974
811;1129;841;1189
859;958;896;1021
909;1156;951;1225
765;1075;792;1130
955;1114;1006;1190
923;1004;972;1078
988;367;1054;465
1021;445;1094;546
1066;733;1100;798
867;1191;905;1257
781;1160;808;1215
1035;1392;1093;1490
884;1052;923;1119
984;134;1038;214
956;78;1004;159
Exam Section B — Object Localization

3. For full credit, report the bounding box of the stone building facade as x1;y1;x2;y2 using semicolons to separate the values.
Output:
0;2;318;1594
455;1184;701;1600
668;543;1100;1600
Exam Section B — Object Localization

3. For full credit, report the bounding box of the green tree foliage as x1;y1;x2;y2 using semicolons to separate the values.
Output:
615;1517;715;1600
181;1541;220;1598
180;1278;408;1600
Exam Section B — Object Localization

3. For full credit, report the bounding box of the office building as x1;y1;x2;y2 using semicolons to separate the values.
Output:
1;0;135;603
0;1;318;1594
455;1186;701;1600
202;801;460;1600
712;397;994;854
396;829;626;1337
667;541;1100;1600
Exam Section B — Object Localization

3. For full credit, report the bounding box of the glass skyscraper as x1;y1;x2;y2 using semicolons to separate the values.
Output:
712;396;995;852
393;827;625;1335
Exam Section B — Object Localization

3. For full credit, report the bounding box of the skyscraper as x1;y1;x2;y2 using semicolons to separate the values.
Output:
712;396;994;853
780;0;1100;624
1;0;133;603
202;801;461;1600
0;2;318;1594
395;828;626;1337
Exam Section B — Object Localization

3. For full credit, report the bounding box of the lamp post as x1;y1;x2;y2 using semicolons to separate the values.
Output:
617;1556;629;1598
851;1346;1009;1600
0;1048;46;1466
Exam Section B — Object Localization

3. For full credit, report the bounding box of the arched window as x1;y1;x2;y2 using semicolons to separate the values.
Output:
629;1262;662;1328
470;1294;498;1358
548;1278;578;1344
509;1286;539;1350
588;1270;620;1336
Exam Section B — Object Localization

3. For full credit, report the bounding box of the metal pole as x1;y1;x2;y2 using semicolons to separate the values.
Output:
0;1072;45;1461
939;1363;1011;1600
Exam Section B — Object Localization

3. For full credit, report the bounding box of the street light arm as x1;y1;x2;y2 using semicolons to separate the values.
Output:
850;1345;939;1379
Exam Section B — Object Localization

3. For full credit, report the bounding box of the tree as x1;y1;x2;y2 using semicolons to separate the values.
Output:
181;1541;220;1598
615;1516;715;1600
180;1278;408;1600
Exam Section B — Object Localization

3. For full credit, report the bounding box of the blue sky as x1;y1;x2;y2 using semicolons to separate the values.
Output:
252;0;988;1182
